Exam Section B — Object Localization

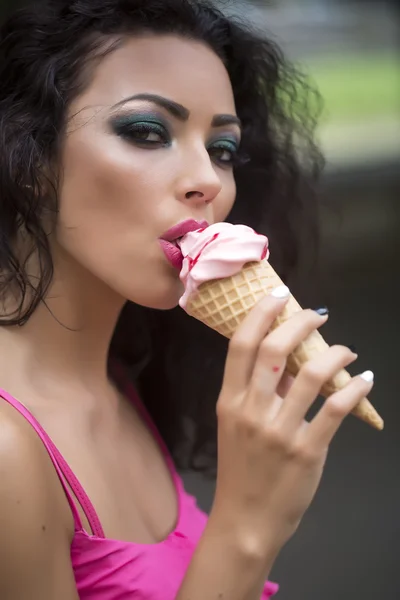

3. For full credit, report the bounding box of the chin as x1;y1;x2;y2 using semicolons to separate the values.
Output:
125;276;184;311
146;292;181;311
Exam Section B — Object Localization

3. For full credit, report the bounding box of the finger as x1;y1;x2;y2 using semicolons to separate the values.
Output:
307;371;375;449
247;309;329;409
222;286;291;396
276;374;295;398
275;345;358;430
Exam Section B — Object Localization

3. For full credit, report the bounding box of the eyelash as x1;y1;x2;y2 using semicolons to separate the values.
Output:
208;141;249;169
113;119;249;169
116;121;171;147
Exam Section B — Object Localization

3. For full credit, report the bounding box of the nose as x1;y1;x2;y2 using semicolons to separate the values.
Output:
176;148;222;207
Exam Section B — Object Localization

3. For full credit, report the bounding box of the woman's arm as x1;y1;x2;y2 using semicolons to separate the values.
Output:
0;408;79;600
176;511;277;600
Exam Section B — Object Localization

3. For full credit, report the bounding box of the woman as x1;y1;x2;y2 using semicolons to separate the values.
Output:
0;1;373;598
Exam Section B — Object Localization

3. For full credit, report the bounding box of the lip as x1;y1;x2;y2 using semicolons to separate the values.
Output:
159;239;185;271
160;219;209;243
159;219;209;271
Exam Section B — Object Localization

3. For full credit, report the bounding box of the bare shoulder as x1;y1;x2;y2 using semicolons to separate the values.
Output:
0;399;79;599
0;398;62;513
0;396;50;478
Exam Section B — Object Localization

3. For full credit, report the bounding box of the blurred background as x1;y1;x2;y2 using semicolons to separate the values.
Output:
1;0;399;598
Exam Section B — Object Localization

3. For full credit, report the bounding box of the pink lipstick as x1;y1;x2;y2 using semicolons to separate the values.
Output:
159;219;209;270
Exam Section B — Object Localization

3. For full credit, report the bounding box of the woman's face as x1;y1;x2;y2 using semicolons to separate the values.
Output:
55;35;239;310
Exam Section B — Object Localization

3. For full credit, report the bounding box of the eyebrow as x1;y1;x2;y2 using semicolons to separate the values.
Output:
112;93;242;131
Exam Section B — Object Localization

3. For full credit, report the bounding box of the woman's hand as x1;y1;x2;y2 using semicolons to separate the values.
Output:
212;286;374;558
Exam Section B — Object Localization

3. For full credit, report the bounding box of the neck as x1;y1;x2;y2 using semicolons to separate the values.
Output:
0;253;126;404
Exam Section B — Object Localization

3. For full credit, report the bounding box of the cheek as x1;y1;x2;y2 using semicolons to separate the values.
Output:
57;132;162;239
55;134;155;270
214;176;236;223
61;134;142;210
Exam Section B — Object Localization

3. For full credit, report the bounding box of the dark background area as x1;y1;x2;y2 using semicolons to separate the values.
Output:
1;1;399;598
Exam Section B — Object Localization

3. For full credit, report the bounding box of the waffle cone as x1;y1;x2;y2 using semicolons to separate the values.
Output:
186;260;383;431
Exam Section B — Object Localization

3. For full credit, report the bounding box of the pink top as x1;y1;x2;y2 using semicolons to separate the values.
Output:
0;374;279;599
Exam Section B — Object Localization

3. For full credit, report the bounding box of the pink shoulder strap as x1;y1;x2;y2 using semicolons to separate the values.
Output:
0;389;105;538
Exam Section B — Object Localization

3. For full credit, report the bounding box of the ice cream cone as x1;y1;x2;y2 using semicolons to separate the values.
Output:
185;259;383;431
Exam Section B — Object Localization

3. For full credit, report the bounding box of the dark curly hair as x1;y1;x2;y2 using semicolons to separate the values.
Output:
0;0;324;473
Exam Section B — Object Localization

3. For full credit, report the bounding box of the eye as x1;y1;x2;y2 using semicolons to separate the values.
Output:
215;149;234;162
126;122;169;145
208;139;241;168
111;116;171;148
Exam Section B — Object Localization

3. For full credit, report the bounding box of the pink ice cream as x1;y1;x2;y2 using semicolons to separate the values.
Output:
178;222;269;310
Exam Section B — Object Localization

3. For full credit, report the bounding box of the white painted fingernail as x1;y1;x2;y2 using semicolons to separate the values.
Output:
271;285;290;299
360;370;374;383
